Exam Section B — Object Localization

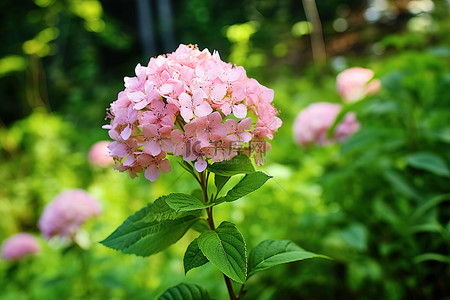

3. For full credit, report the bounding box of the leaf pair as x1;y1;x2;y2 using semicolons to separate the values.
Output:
184;221;247;283
184;221;328;283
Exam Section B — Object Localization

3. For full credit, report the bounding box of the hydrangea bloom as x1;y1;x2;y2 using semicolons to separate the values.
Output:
103;44;282;181
88;141;114;167
1;233;39;260
39;189;102;239
293;102;360;146
337;67;381;103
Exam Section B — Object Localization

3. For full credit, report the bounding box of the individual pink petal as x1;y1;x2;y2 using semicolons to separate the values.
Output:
238;117;252;131
108;142;129;158
194;102;213;117
171;130;185;143
144;140;161;156
225;68;242;82
231;82;246;103
108;129;120;140
142;124;159;138
232;104;247;119
208;111;222;125
174;142;185;157
225;119;238;133
260;86;274;102
179;92;194;122
238;131;253;143
211;84;227;102
159;83;173;95
133;99;149;110
159;159;172;174
220;102;232;115
197;131;212;147
123;154;136;167
120;125;132;140
211;124;227;140
181;108;194;123
137;153;153;167
128;91;146;103
192;88;207;103
194;158;207;172
144;165;161;182
184;122;198;138
161;138;175;152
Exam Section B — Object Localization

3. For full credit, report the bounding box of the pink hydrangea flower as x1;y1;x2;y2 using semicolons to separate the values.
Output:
293;102;360;146
103;44;282;180
1;233;39;260
88;141;114;167
39;189;102;240
337;67;381;103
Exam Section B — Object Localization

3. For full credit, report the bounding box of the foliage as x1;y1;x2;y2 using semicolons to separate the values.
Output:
1;0;450;299
99;154;324;297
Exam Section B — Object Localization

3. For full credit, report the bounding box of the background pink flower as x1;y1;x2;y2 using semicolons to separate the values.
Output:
293;102;359;147
1;233;40;260
39;189;102;240
88;141;114;167
337;67;381;103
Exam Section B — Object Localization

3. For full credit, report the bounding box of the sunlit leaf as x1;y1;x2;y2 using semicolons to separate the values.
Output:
248;240;328;279
166;193;213;212
100;197;200;256
406;152;450;177
217;171;271;203
158;283;211;300
184;238;209;274
197;221;247;283
207;154;255;176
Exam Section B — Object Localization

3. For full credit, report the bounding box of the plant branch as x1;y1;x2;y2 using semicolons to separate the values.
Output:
302;0;326;66
198;170;237;300
237;283;246;299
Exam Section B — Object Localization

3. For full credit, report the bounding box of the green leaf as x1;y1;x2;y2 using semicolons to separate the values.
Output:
248;240;328;279
207;154;255;176
158;283;211;300
166;193;213;212
413;253;450;264
191;189;203;201
100;196;200;257
406;152;450;177
178;159;195;174
410;194;450;222
197;221;247;283
215;174;231;193
383;170;423;201
184;238;209;274
191;219;211;233
217;172;271;203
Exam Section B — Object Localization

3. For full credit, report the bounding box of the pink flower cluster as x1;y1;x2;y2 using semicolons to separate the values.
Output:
39;189;102;239
88;141;114;167
293;102;360;146
337;67;381;103
1;233;39;260
104;44;281;181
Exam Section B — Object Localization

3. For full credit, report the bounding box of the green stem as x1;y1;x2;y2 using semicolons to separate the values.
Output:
237;283;246;299
197;170;237;300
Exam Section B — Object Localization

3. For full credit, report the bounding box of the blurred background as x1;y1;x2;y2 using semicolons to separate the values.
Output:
1;0;450;299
